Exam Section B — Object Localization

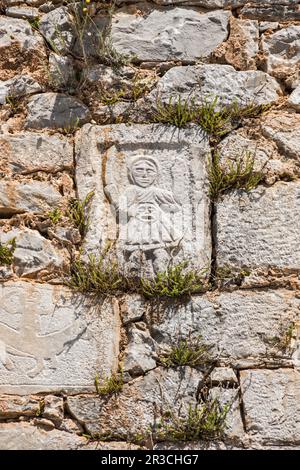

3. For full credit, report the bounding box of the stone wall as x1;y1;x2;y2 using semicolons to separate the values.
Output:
0;0;300;450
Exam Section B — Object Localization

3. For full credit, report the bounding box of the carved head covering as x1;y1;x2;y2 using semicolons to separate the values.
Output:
128;156;159;184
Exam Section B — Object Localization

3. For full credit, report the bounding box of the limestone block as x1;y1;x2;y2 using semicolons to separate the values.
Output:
215;181;300;271
39;6;75;55
261;112;300;159
0;75;42;105
287;85;300;111
241;4;300;21
0;281;120;394
67;367;202;437
213;17;259;70
137;289;300;364
42;395;64;424
0;422;86;450
0;228;66;278
261;26;300;79
0;16;46;81
123;322;157;376
0;132;73;175
25;93;91;129
0;180;63;215
148;64;281;109
5;6;40;20
111;9;230;62
49;53;76;89
0;395;41;419
153;0;298;7
75;123;211;275
240;369;300;444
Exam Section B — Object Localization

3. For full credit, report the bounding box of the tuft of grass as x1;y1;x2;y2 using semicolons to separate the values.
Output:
0;238;16;266
61;117;80;135
68;253;125;294
29;17;40;31
207;151;262;201
141;262;206;298
95;369;124;396
213;265;251;287
67;191;94;237
158;335;213;368
47;208;63;224
264;322;296;354
154;95;270;137
156;399;229;442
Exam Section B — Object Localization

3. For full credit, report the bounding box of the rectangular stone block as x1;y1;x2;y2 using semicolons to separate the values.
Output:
0;281;120;394
75;123;211;275
215;181;300;271
240;369;300;445
123;289;300;366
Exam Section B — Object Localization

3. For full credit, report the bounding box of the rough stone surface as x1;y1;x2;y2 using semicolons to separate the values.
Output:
241;369;300;445
0;16;46;81
111;9;230;62
241;4;300;21
123;322;157;376
261;26;300;79
148;64;281;109
0;180;63;215
5;6;40;20
25;93;91;129
142;289;300;365
0;132;73;175
0;422;87;450
216;181;300;271
67;367;202;437
287;85;300;111
213;17;259;70
75;123;211;275
0;228;66;278
0;281;120;394
261;112;300;159
39;6;75;55
48;53;76;90
0;394;41;419
0;75;42;105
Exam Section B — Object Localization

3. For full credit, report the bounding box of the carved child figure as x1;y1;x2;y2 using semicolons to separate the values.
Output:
105;156;182;273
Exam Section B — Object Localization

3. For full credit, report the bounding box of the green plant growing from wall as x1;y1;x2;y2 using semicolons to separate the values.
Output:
158;335;213;368
156;399;229;442
95;368;124;396
141;262;207;298
0;238;16;266
207;151;263;201
67;191;94;237
68;252;125;294
154;95;270;137
47;208;63;225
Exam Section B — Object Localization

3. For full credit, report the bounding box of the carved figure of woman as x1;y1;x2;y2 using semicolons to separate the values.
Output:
105;156;182;272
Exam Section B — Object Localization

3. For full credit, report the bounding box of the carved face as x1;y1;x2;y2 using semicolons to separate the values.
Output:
131;160;157;188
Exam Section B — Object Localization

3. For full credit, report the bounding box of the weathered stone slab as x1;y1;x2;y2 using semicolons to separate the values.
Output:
287;85;300;112
261;26;300;79
123;289;300;365
216;181;300;271
0;75;42;105
241;4;300;21
261;112;300;160
153;0;298;7
48;53;76;90
0;16;46;81
111;9;230;62
0;228;66;278
39;6;75;55
0;132;73;175
0;422;87;450
0;394;41;419
25;93;91;129
0;180;63;215
213;17;259;70
5;6;40;20
147;64;281;109
67;367;201;437
75;123;211;275
0;281;120;394
240;369;300;444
